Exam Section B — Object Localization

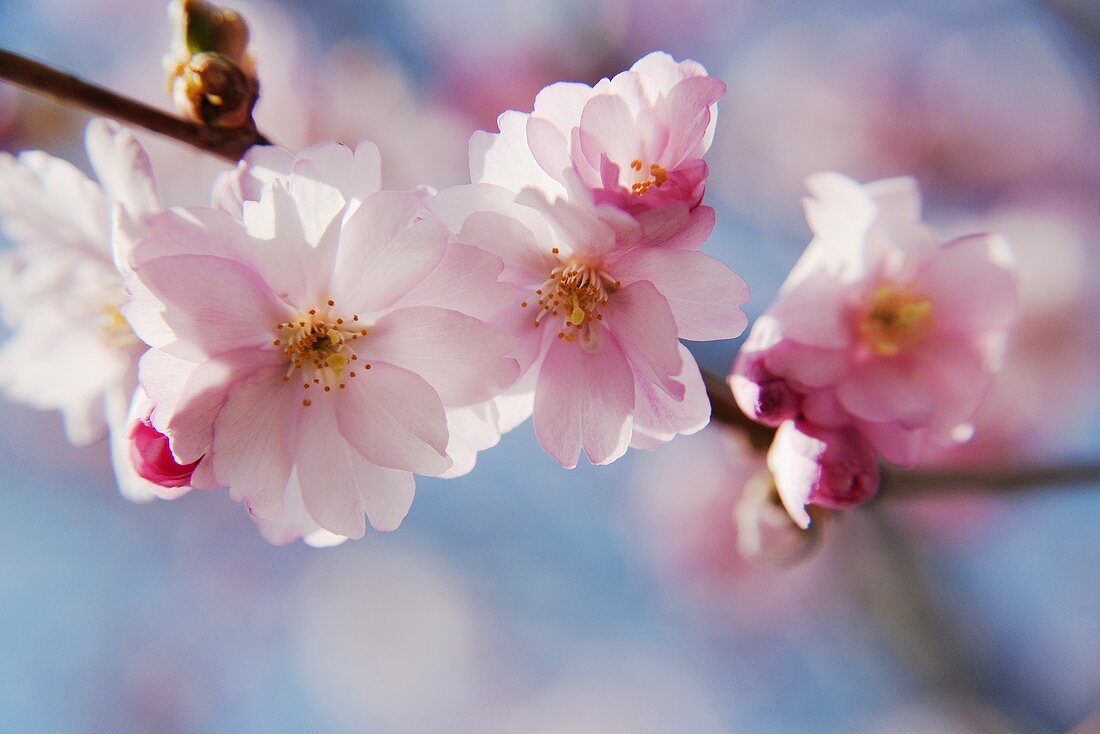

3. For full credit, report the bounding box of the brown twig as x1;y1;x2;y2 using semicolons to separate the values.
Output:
0;48;269;161
882;462;1100;497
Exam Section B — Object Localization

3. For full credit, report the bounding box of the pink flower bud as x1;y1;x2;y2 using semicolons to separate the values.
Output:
730;353;800;426
129;418;198;489
767;420;879;528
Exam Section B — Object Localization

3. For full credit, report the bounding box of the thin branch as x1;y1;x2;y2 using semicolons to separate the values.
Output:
0;48;269;161
702;367;1100;496
883;462;1100;497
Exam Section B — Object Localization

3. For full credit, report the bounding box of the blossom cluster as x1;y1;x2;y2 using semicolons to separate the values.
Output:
731;174;1019;526
0;48;1018;544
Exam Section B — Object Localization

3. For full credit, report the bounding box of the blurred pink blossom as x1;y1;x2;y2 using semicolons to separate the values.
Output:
924;198;1100;466
767;420;879;528
732;174;1019;523
0;119;169;501
631;427;840;637
711;17;1097;229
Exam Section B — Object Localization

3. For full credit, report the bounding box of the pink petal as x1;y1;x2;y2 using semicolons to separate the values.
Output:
514;186;618;260
330;192;446;314
531;81;591;131
661;205;715;251
660;76;725;164
768;273;850;349
0;149;110;257
631;344;710;448
469;111;565;197
85;118;160;220
335;360;452;475
533;326;635;467
601;281;684;400
835;357;934;426
394;242;517;322
454;211;554;287
134;253;290;357
241;182;338;306
767;420;879;528
527;115;572;185
251;472;349;548
630;52;709;93
577;93;640;175
364;306;519;406
150;347;272;464
296;399;415;537
211;363;300;521
919;234;1019;334
613;248;749;341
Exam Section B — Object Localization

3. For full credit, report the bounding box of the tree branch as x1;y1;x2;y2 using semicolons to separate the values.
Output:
702;367;1100;497
882;462;1100;497
0;48;268;161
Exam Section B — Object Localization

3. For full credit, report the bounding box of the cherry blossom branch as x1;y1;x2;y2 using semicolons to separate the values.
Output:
702;367;1100;497
0;48;269;161
5;48;1100;502
882;462;1100;497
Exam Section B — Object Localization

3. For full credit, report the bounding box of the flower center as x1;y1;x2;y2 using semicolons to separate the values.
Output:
628;158;668;196
521;257;620;345
858;285;933;357
98;300;140;349
273;298;370;407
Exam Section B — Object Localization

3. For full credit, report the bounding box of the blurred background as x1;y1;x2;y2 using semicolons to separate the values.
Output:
2;0;1100;731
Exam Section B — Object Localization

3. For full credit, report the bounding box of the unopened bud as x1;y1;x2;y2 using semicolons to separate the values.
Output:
169;0;254;72
734;468;820;566
165;0;258;128
730;352;800;426
170;51;258;128
130;417;199;489
767;420;879;528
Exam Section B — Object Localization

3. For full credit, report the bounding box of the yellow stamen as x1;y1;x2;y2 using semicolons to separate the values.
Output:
569;293;586;326
859;285;933;357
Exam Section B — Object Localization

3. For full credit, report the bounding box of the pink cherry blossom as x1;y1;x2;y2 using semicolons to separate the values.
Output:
471;51;725;216
732;173;1019;522
124;142;519;544
430;176;749;468
0;118;173;502
767;420;879;529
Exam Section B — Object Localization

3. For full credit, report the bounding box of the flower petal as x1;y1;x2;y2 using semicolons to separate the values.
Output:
613;248;749;341
335;360;452;475
533;326;634;467
364;306;519;406
601;280;684;400
296;398;415;538
133;254;290;357
211;363;299;521
631;344;709;449
330;192;446;314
